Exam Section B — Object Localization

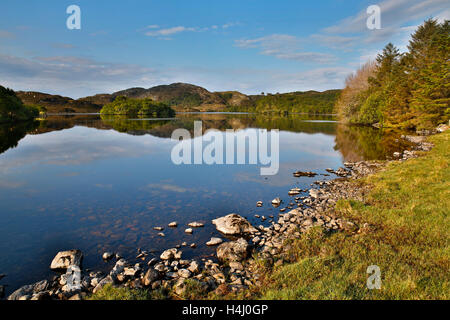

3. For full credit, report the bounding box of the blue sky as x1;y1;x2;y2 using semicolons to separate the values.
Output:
0;0;448;98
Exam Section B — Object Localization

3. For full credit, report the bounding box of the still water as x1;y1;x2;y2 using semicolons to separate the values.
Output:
0;113;409;295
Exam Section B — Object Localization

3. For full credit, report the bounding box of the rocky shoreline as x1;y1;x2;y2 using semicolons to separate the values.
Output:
2;126;446;300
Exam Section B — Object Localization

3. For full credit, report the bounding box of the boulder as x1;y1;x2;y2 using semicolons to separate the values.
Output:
212;214;257;236
50;250;82;270
216;238;250;262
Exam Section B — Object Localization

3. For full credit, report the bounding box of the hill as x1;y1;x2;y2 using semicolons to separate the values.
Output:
15;83;342;114
0;86;39;123
16;91;102;113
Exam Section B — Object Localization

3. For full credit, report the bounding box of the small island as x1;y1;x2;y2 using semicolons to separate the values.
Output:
0;86;40;123
100;96;176;118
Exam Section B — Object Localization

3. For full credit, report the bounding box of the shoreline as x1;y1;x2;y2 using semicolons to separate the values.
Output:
3;125;448;300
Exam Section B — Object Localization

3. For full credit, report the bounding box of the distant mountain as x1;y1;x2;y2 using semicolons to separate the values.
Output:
16;91;102;113
111;83;227;111
15;83;342;114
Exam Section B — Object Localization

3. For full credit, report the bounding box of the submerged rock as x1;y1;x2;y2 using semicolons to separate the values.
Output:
50;250;82;270
212;214;258;236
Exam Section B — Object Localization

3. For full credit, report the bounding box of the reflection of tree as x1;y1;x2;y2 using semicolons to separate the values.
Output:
1;114;411;162
334;124;412;161
0;121;39;154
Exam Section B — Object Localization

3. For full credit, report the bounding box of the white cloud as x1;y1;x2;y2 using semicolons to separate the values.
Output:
324;0;449;44
145;26;197;37
235;34;337;64
144;22;241;38
0;54;158;97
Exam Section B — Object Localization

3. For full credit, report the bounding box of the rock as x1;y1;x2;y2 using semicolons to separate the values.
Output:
212;214;257;236
8;280;49;300
271;198;282;206
206;237;223;246
185;228;193;234
436;124;449;133
190;243;197;248
157;232;165;237
393;152;401;158
30;291;50;301
168;221;178;227
309;189;320;199
68;293;82;300
147;258;157;266
160;248;182;260
288;188;301;196
403;135;426;144
123;267;137;277
109;259;127;282
142;269;160;286
188;222;204;228
293;171;317;177
229;261;244;271
178;269;192;278
215;283;230;296
102;252;113;260
153;226;164;231
93;276;113;294
50;250;82;270
188;260;200;274
256;201;263;207
216;238;249;262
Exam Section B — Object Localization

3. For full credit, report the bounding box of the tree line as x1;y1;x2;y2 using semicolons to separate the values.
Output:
335;19;449;130
0;86;41;123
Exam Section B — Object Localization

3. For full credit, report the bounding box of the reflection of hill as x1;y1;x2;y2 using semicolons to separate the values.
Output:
1;113;410;161
31;114;339;139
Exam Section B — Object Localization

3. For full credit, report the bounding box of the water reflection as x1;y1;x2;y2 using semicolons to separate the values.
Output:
0;113;410;295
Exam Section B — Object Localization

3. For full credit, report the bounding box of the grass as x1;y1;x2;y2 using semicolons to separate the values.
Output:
254;131;449;300
88;284;167;300
88;132;449;300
